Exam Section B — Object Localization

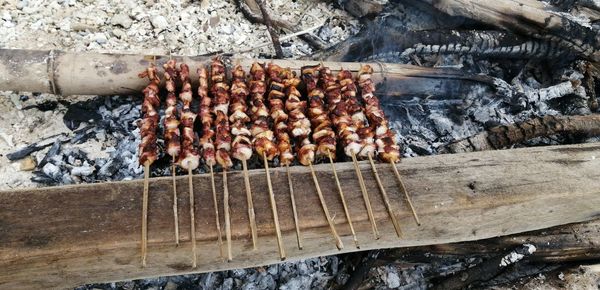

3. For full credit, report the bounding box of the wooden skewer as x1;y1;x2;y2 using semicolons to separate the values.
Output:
286;164;303;250
223;169;233;261
141;161;150;267
328;153;359;248
188;167;197;268
171;158;179;246
367;153;402;238
351;152;379;239
263;152;286;260
241;159;258;250
209;164;224;259
308;161;344;250
391;162;421;226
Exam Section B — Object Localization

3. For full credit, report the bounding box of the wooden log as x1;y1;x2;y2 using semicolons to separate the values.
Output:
0;49;494;97
420;0;600;62
1;143;600;288
446;114;600;153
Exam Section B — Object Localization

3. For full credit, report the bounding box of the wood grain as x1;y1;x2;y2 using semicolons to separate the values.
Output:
1;143;600;288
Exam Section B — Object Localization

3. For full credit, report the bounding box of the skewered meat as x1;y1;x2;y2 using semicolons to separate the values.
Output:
212;58;233;168
198;67;216;167
266;64;294;165
337;69;376;158
177;63;200;170
163;60;181;159
357;65;401;163
302;65;337;160
138;64;160;166
230;65;253;162
249;63;278;160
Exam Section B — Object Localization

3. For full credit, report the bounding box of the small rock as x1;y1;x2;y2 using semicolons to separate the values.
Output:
112;28;126;39
20;156;37;171
0;132;14;147
16;0;28;10
2;11;12;21
386;272;401;288
93;33;108;44
221;24;233;35
111;13;132;28
150;15;168;31
71;22;96;32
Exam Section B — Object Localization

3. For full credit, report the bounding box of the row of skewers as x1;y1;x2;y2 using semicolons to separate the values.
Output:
137;58;419;267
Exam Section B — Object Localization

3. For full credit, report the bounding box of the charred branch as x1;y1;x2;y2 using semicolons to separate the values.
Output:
419;0;600;62
432;244;537;290
255;0;284;58
235;0;327;50
446;114;600;153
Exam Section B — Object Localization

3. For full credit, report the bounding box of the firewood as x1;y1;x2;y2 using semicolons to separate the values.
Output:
421;0;600;62
446;114;600;153
0;143;599;288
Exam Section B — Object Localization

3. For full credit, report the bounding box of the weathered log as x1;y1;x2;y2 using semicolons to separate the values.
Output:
446;114;600;153
1;143;600;288
420;0;600;62
0;49;494;97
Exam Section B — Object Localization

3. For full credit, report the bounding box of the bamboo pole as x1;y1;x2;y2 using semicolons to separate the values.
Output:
0;49;493;96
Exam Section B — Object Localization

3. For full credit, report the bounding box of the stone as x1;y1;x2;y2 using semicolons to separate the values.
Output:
20;156;37;171
111;13;132;29
150;15;168;31
93;33;108;44
112;28;126;39
2;11;12;21
221;24;233;35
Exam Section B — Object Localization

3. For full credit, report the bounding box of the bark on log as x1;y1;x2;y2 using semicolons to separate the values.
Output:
446;114;600;153
420;0;600;62
1;143;600;288
0;49;493;97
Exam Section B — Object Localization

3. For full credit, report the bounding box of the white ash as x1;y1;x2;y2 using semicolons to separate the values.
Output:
0;0;357;58
77;257;347;290
499;244;537;267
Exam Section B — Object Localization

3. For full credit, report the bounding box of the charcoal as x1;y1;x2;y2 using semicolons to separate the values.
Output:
63;100;102;131
21;100;58;111
30;171;58;185
38;140;61;168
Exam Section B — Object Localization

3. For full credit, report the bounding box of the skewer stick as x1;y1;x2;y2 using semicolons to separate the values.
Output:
308;161;344;250
241;159;258;250
188;167;197;268
391;162;421;226
209;164;224;259
368;153;402;238
286;164;303;250
172;158;179;246
328;153;359;248
351;152;379;239
141;161;150;267
263;152;286;260
223;169;233;261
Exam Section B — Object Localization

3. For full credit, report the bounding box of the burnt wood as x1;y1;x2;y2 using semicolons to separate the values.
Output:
1;143;599;288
